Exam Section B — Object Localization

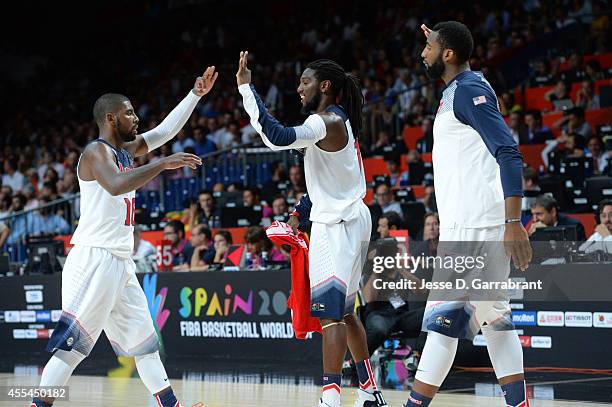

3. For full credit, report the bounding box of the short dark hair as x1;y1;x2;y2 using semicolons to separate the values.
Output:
525;110;542;121
380;211;402;230
166;220;185;238
599;199;612;214
532;194;558;213
523;166;539;185
245;225;272;250
198;189;213;198
93;93;130;127
194;224;212;241
432;21;474;64
215;230;233;245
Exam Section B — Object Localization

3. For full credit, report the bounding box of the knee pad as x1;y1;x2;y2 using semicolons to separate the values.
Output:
414;331;458;387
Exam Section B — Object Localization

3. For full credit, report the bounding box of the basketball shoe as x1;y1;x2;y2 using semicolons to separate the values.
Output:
353;389;388;407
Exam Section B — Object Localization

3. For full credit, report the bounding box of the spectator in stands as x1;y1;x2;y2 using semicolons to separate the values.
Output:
23;185;39;211
0;191;11;218
189;189;220;230
530;59;555;87
132;225;156;259
0;222;10;248
416;117;434;153
245;225;287;268
421;183;437;213
211;230;233;266
560;52;585;84
584;59;604;82
422;212;440;244
189;224;216;271
529;195;586;240
580;199;612;253
524;110;554;144
192;125;217;156
545;79;573;111
521;166;541;212
554;107;593;139
374;183;403;219
243;187;260;207
371;130;392;156
508;111;529;145
541;132;587;168
575;80;600;110
227;121;243;148
31;196;70;236
262;161;288;201
37;151;64;181
287;164;306;197
384;153;407;187
6;193;30;245
171;129;196;154
207;117;233;150
361;237;426;356
271;195;289;219
377;211;402;239
163;220;193;270
587;136;609;174
2;159;26;192
40;181;60;201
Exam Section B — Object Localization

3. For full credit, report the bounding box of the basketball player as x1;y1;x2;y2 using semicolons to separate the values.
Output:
31;66;218;407
236;52;386;407
403;22;532;407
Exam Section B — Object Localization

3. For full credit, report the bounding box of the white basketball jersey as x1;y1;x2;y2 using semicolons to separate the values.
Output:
304;105;367;224
70;140;135;258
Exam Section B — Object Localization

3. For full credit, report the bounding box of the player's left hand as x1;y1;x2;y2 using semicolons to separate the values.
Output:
236;51;252;86
193;66;218;97
287;214;299;235
504;222;532;271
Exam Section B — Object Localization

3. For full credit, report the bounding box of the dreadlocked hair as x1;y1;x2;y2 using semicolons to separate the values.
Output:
306;59;364;138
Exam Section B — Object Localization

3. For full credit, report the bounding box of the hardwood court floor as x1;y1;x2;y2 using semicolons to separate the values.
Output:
1;373;610;406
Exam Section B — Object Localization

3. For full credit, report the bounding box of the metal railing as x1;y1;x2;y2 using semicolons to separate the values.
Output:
0;194;80;263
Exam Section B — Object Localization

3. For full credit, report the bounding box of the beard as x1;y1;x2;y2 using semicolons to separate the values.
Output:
301;91;321;115
424;54;445;80
118;122;137;142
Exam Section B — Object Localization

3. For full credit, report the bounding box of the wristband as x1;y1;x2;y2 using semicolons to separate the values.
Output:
505;218;521;224
290;210;299;218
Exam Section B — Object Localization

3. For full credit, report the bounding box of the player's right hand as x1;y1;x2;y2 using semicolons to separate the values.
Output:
162;153;202;170
236;50;252;86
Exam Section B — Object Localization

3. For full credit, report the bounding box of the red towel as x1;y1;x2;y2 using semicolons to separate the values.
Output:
266;221;322;339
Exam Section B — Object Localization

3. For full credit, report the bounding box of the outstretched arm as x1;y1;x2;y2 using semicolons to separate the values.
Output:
126;66;218;157
236;51;327;151
82;142;201;196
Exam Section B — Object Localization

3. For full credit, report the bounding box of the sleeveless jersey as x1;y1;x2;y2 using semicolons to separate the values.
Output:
70;139;136;258
304;105;367;224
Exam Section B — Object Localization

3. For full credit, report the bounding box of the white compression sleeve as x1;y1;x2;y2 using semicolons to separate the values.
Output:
141;91;201;152
414;331;458;387
135;351;171;394
482;326;524;379
39;350;86;387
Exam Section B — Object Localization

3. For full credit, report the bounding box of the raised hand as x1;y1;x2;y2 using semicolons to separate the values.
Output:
193;66;218;97
421;24;432;38
162;152;202;170
236;50;252;86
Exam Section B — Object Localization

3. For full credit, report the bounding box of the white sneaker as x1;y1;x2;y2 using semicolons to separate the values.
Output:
317;398;338;407
353;389;388;407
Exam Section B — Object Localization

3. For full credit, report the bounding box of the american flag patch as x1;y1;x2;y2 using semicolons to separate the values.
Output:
473;95;486;105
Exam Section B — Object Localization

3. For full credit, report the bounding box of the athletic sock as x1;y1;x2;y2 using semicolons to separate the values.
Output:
405;390;432;406
501;380;529;407
31;399;53;407
154;388;179;407
321;373;341;406
355;359;378;393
